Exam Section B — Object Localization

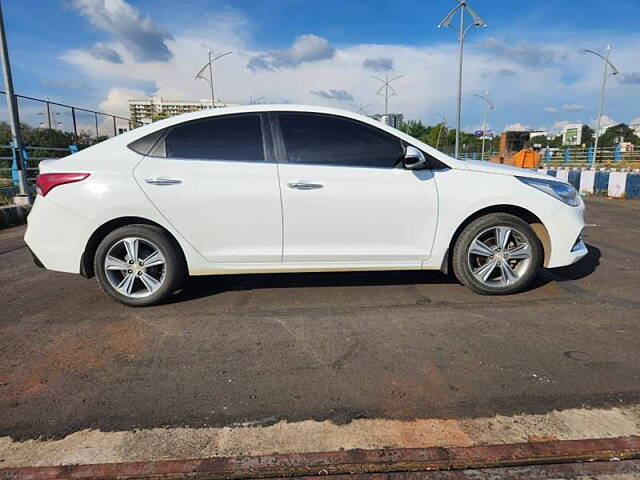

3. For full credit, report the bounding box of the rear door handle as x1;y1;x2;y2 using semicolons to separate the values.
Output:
145;177;182;186
287;181;324;190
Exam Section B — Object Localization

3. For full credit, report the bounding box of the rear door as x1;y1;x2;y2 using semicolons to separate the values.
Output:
275;112;438;264
133;113;283;263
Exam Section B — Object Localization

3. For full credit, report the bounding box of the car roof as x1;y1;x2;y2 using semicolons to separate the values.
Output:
121;104;394;138
90;104;465;171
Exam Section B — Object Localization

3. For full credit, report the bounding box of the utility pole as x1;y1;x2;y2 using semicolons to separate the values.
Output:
584;46;619;163
435;113;447;150
195;48;232;108
371;75;404;116
352;103;373;115
438;0;487;159
474;92;495;161
0;0;29;203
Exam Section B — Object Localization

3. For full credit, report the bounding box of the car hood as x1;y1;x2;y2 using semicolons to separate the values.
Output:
459;160;553;181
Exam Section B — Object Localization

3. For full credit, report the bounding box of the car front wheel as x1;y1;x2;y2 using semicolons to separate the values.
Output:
94;224;185;307
452;213;542;295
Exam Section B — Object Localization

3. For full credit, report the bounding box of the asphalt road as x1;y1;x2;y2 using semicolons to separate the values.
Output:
1;197;639;441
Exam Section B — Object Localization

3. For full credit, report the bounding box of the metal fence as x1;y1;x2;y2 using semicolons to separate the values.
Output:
439;146;640;165
1;90;131;141
0;91;134;198
541;146;640;165
0;144;71;192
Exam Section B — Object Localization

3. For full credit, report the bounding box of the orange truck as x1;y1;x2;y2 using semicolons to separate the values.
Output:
491;131;540;169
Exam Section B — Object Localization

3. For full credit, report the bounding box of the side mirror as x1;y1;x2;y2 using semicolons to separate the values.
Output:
403;146;428;170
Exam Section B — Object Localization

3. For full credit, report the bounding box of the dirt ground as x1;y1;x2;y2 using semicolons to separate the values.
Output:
1;196;639;467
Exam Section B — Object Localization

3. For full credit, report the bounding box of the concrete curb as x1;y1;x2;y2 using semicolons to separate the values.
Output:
538;168;640;199
0;204;30;229
1;436;639;480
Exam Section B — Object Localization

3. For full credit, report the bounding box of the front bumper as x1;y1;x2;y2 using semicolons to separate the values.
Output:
544;201;588;268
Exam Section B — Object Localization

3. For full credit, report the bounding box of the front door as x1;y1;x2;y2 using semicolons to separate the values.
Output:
275;112;438;265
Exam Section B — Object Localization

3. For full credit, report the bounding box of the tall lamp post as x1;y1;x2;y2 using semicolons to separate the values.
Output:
438;0;487;160
473;92;495;161
195;49;232;108
0;0;29;203
371;75;404;116
584;45;619;163
435;113;448;150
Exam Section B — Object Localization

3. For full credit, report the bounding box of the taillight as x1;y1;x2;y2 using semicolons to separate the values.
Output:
36;173;90;197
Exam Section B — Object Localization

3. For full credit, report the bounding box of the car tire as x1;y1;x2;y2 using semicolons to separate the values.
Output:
94;224;185;307
452;213;542;295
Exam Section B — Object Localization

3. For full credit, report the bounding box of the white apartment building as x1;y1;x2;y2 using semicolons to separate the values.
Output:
129;97;235;125
372;113;404;129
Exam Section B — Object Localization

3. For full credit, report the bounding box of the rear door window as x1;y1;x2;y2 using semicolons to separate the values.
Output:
164;114;265;161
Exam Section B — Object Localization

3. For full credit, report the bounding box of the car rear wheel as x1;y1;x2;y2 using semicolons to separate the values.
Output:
452;213;542;295
94;224;185;307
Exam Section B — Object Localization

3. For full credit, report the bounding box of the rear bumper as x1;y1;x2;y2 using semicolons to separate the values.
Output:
26;245;45;268
24;195;97;274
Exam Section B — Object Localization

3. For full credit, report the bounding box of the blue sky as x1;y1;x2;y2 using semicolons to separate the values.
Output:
2;0;640;133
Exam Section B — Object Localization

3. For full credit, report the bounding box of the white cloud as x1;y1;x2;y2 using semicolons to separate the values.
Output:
247;34;335;72
618;72;640;85
563;104;589;112
363;57;394;72
309;89;354;101
484;38;568;67
545;104;590;113
87;43;123;63
504;123;531;131
552;120;573;132
71;0;173;62
98;86;146;117
59;8;640;133
597;115;617;127
496;68;517;77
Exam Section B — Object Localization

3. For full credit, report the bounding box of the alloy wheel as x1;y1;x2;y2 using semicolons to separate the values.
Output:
103;237;166;298
467;226;531;288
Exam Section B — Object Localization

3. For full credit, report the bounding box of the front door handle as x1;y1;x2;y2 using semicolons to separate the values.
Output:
287;181;324;190
145;177;182;186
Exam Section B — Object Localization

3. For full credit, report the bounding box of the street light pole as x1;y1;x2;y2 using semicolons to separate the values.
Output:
196;49;232;107
207;50;215;107
438;0;487;160
474;92;495;161
0;0;29;202
371;75;404;116
435;113;447;150
585;45;619;163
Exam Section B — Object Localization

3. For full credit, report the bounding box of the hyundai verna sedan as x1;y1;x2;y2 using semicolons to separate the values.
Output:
25;105;587;306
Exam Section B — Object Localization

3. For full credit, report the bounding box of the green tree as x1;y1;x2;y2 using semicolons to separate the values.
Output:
598;123;640;147
581;125;595;147
398;120;428;140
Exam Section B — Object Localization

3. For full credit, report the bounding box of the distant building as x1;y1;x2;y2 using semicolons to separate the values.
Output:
128;97;236;126
372;113;404;129
620;142;635;153
631;122;640;137
562;124;586;146
529;131;548;140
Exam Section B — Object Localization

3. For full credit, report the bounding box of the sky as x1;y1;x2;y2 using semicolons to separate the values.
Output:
2;0;640;135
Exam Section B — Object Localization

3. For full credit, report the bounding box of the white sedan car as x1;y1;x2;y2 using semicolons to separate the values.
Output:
25;105;587;306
